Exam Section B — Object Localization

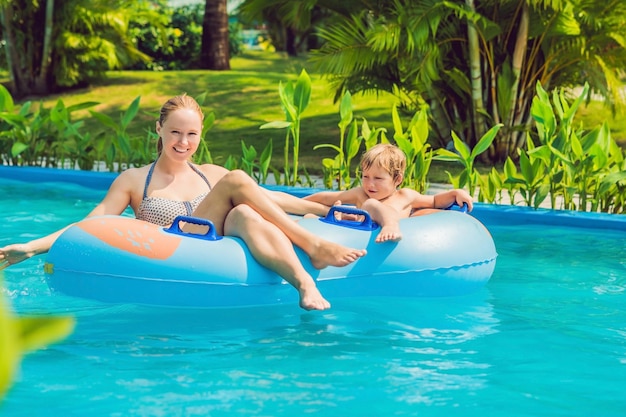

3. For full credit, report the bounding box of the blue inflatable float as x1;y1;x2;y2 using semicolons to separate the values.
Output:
44;207;497;308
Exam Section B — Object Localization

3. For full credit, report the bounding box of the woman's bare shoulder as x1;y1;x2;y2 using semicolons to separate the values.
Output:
195;163;229;183
112;165;151;188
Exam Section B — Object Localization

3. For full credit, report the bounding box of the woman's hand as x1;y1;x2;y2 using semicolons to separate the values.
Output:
0;243;34;270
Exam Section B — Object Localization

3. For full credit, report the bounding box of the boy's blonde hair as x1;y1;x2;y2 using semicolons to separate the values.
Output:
360;144;406;180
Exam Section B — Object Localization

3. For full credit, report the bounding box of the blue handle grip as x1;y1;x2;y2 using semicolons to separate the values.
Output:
319;205;379;231
446;202;469;213
164;215;223;241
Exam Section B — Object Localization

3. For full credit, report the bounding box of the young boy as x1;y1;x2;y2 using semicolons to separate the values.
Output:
303;144;474;243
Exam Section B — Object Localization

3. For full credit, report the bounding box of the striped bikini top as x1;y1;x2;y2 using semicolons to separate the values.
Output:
136;162;212;226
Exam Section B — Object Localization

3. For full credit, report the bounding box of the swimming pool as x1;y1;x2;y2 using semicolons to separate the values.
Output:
1;168;625;416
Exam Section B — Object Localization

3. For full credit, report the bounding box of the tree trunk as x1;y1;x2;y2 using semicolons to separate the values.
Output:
504;1;529;159
466;0;485;145
285;26;297;57
34;0;54;94
0;4;27;97
200;0;230;70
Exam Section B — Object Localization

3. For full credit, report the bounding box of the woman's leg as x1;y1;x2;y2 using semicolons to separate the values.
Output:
225;204;330;311
191;170;366;269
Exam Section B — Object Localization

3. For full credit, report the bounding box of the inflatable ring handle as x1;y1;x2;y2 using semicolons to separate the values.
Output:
319;205;379;231
446;202;469;213
164;215;223;241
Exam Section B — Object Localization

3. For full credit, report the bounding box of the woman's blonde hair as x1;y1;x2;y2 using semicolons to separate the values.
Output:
156;94;204;155
360;144;406;180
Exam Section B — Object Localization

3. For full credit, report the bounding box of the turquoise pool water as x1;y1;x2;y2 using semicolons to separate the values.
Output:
1;174;625;416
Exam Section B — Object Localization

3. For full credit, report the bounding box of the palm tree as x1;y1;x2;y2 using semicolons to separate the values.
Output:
237;0;347;56
311;0;626;162
200;0;230;69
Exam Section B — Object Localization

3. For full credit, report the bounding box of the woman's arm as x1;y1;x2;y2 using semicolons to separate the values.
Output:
0;172;134;269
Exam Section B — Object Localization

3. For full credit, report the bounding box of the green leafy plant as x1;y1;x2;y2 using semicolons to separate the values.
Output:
239;139;273;184
1;278;74;399
260;69;311;186
195;92;216;164
392;105;432;193
0;85;99;168
89;96;142;172
522;82;626;212
314;91;364;190
434;124;503;198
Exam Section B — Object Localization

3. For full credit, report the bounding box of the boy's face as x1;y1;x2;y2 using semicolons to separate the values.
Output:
361;165;403;201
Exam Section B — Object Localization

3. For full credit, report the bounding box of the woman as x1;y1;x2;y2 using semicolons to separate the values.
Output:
0;94;367;311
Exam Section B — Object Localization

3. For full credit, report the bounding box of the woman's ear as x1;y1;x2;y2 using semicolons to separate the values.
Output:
155;121;161;135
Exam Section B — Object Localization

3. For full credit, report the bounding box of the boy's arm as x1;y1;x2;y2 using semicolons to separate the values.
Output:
433;189;474;212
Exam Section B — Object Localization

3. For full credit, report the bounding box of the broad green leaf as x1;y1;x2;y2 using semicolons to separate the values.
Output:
470;124;502;159
391;105;403;137
293;69;311;114
0;84;15;112
18;101;32;117
11;142;28;157
50;100;68;124
451;131;471;161
260;121;291;130
259;139;273;174
504;157;518;178
395;135;412;156
121;96;141;129
562;82;589;123
322;157;339;169
203;111;216;132
547;143;572;165
66;101;100;113
339;91;353;129
346;121;361;159
527;145;552;166
18;315;75;352
314;144;342;153
195;92;208;106
89;110;119;131
589;144;608;170
118;135;132;157
361;118;371;140
278;82;296;122
0;113;26;126
433;148;461;162
519;150;534;183
241;140;257;160
570;132;583;159
597;170;626;195
410;125;425;153
411;111;429;146
534;184;551;209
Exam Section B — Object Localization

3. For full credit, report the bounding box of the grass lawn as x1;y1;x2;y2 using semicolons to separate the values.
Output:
10;51;626;183
34;51;407;177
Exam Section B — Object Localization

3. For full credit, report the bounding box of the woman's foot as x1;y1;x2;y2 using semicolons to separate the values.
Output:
299;284;331;311
308;240;366;270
